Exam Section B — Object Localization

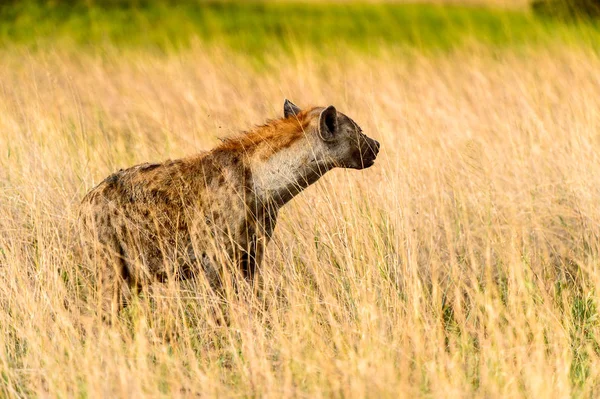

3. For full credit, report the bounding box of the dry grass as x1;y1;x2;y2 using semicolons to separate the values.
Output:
2;45;600;397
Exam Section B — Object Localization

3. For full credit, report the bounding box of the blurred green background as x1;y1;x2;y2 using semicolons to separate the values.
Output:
1;0;599;53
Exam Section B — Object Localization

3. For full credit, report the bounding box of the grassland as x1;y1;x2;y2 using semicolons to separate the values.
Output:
2;1;600;398
2;0;600;53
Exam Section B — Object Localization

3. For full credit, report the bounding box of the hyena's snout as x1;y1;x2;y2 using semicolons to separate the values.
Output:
358;134;380;169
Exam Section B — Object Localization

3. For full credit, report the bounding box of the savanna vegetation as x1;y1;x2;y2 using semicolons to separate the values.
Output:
2;0;600;397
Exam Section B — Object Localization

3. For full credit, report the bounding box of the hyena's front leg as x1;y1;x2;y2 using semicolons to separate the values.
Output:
240;235;260;281
239;213;277;282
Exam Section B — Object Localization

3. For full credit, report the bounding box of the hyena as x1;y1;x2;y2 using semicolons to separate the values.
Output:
80;100;380;314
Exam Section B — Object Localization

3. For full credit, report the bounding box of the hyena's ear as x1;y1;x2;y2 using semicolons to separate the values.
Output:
318;105;338;141
283;99;301;118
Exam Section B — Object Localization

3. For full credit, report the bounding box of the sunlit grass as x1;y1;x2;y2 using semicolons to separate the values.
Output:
1;2;600;397
1;43;600;396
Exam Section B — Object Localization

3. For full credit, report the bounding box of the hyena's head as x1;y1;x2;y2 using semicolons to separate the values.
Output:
284;99;380;170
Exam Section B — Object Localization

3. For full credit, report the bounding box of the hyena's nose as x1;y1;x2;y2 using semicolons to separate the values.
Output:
373;140;381;154
369;139;380;157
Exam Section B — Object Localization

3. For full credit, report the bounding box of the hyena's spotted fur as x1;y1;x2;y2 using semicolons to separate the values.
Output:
80;100;380;314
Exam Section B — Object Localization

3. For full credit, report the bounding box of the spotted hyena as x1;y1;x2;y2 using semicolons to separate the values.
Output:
80;100;380;313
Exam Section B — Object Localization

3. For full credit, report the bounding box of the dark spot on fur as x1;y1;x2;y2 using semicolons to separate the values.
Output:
106;174;119;185
140;163;161;172
103;172;122;191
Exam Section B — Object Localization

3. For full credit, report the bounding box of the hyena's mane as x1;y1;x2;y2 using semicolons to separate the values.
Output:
216;107;317;155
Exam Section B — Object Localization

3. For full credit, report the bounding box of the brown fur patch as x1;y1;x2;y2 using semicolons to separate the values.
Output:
218;108;314;157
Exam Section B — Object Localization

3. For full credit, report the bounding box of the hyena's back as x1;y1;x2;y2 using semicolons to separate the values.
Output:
80;153;243;292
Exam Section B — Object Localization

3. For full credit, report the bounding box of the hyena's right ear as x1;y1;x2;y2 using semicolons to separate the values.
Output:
318;105;338;142
283;99;301;118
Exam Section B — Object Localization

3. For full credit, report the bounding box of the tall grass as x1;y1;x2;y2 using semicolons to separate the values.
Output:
2;44;600;397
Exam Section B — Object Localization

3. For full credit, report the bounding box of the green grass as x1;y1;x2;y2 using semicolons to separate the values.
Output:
1;0;600;53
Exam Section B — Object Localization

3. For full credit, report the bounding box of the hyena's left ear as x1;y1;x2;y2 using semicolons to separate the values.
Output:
318;105;338;141
284;99;301;118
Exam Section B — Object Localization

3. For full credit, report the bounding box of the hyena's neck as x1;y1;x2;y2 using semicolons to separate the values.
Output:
247;140;332;207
